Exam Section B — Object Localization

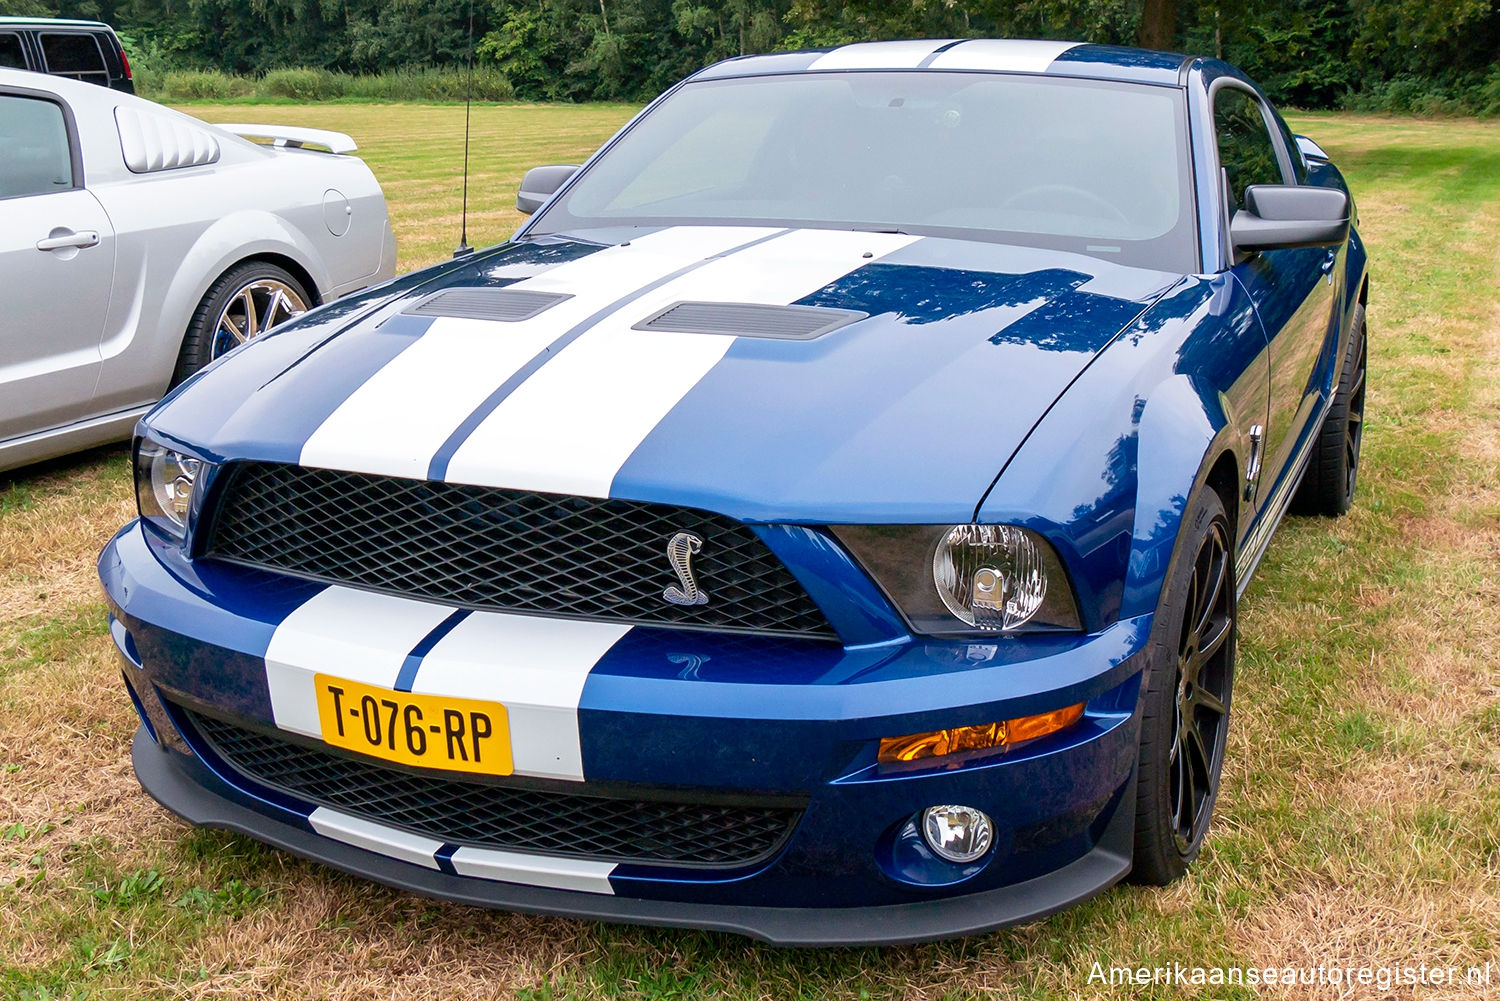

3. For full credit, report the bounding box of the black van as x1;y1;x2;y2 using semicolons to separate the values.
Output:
0;17;134;93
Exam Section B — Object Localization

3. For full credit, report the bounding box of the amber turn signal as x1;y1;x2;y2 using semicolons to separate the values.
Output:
878;703;1085;763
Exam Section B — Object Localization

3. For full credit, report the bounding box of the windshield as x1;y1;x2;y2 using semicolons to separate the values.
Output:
530;71;1197;272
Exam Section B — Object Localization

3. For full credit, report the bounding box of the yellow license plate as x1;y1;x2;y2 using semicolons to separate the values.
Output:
314;674;512;777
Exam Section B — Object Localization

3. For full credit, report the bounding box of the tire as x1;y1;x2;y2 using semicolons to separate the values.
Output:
1130;486;1236;886
1292;303;1367;517
173;262;312;386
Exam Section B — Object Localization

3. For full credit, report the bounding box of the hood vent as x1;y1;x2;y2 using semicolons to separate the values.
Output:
634;301;867;340
405;288;573;322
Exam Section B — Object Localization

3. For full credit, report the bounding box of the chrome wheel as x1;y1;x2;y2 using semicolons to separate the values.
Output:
1169;520;1233;854
210;279;307;360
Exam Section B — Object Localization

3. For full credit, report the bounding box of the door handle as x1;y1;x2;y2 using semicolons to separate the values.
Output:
36;230;100;252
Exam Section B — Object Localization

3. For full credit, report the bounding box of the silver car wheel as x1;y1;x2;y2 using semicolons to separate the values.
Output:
211;279;308;360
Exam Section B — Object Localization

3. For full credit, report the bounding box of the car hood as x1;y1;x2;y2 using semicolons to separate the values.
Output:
151;226;1181;523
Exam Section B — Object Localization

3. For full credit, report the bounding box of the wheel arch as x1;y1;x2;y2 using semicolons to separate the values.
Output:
1121;372;1245;622
150;212;332;390
220;252;323;308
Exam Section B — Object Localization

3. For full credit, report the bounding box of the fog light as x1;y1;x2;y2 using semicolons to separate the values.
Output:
921;805;993;863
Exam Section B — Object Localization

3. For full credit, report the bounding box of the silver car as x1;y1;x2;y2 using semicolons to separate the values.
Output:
0;67;396;472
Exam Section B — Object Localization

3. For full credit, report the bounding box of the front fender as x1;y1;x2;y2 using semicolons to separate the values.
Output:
1122;375;1241;620
977;275;1268;631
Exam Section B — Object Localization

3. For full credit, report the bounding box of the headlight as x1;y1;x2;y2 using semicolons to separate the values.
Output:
134;437;205;541
933;525;1046;630
832;524;1082;635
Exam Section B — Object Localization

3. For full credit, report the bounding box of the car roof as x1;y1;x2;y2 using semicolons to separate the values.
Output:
691;39;1194;88
0;17;114;29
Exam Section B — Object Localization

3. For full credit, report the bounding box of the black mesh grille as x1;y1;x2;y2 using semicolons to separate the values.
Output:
184;708;802;868
205;462;835;639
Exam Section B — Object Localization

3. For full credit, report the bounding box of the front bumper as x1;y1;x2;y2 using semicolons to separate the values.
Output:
103;520;1153;944
134;725;1132;945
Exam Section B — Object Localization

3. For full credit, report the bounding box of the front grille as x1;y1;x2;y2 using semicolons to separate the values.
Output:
184;708;802;869
205;462;835;640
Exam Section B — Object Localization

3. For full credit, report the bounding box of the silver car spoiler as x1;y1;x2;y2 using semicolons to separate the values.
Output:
215;123;357;154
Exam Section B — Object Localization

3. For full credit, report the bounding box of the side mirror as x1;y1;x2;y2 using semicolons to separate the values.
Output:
516;164;579;215
1294;135;1330;161
1231;184;1349;253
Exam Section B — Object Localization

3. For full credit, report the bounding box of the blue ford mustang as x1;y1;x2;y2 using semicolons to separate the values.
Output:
99;40;1367;944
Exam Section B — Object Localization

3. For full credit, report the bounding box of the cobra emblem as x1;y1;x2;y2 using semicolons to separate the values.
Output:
663;532;710;606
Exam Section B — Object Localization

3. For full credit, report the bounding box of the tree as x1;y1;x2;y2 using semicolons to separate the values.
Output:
1137;0;1176;48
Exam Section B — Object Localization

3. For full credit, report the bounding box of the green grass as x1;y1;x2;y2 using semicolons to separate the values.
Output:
1;107;1498;999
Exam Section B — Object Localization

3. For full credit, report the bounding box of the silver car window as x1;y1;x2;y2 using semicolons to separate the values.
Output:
0;94;75;199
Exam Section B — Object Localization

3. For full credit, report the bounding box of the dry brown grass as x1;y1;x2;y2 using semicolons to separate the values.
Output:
0;451;134;622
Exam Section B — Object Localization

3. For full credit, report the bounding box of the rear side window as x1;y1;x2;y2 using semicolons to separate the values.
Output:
0;94;75;199
1213;87;1285;209
40;32;109;85
0;33;24;69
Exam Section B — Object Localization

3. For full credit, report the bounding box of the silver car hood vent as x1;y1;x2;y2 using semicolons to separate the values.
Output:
115;107;221;173
405;288;573;322
634;301;867;340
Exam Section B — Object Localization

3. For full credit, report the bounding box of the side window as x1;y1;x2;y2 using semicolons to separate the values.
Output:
0;94;75;199
0;33;25;69
1213;87;1284;209
40;32;109;86
1272;112;1308;183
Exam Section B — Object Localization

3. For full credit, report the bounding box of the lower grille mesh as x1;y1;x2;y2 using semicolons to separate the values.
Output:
184;708;801;869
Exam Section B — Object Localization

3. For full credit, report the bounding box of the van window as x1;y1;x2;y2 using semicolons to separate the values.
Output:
40;32;109;86
0;33;25;69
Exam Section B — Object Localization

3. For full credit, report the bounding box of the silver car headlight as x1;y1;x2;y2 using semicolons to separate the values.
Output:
833;524;1082;635
134;436;206;542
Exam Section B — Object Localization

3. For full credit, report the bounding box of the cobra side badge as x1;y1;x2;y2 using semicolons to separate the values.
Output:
664;532;710;606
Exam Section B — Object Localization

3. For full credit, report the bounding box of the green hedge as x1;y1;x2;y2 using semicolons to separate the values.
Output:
138;66;515;103
1341;66;1500;117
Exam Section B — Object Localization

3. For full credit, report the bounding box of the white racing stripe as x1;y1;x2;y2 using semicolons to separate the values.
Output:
264;585;455;738
926;39;1079;73
307;807;618;891
298;226;780;478
449;846;616;895
444;228;919;497
309;807;445;869
808;39;955;70
408;612;631;782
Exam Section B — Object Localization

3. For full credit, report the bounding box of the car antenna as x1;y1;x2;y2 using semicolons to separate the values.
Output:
453;2;476;258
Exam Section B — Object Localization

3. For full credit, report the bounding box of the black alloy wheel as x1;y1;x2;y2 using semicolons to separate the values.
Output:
1294;303;1367;516
1168;518;1234;854
1131;487;1237;884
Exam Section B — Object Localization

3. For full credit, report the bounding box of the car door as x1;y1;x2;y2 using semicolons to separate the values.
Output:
1215;84;1336;500
0;87;117;442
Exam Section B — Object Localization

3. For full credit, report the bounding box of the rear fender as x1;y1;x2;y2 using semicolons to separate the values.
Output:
132;210;330;394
